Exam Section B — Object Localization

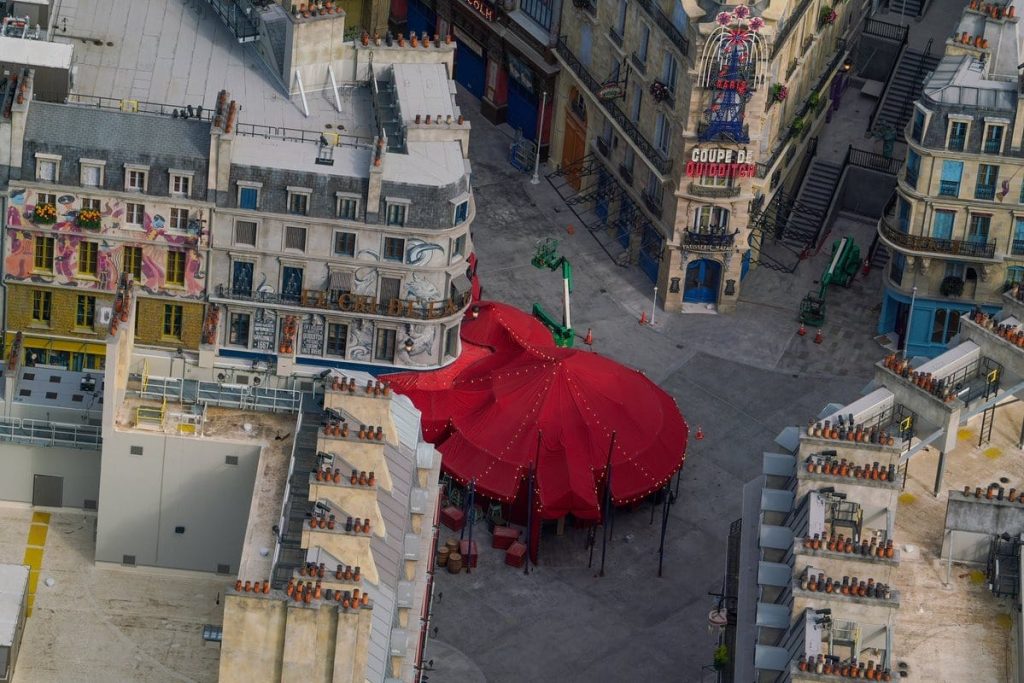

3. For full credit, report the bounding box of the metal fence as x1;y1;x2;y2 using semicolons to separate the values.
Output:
0;416;101;450
139;376;302;413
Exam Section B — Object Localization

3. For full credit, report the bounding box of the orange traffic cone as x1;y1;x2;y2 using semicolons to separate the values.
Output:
695;425;704;440
583;328;593;346
639;311;648;325
566;224;575;235
814;329;824;344
798;324;807;336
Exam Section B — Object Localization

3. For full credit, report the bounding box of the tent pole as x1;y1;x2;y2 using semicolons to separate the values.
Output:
465;480;475;575
599;431;617;578
674;468;682;502
459;478;470;541
525;430;542;575
658;483;671;577
650;491;657;525
587;526;595;568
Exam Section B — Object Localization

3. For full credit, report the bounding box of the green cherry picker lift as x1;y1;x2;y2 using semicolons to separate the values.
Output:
530;238;575;347
798;235;860;327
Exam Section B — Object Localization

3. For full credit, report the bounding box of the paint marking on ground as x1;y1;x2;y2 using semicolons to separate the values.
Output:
984;447;1003;460
958;428;975;441
898;492;916;505
22;515;51;617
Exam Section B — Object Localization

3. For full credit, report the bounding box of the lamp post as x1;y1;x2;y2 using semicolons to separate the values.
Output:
530;91;549;185
903;285;918;359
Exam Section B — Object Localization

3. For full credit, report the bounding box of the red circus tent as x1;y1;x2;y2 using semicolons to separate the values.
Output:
384;302;687;553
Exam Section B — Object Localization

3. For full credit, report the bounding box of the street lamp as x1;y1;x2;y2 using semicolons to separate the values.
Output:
903;286;918;359
530;91;549;185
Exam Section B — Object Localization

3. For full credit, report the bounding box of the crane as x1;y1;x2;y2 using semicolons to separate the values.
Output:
530;238;575;347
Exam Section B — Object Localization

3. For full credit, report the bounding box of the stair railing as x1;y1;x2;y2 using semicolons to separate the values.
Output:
893;39;933;139
865;22;910;133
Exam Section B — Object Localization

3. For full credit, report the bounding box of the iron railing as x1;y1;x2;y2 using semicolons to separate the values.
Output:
687;182;741;198
862;17;910;43
683;230;737;250
213;284;472;321
976;185;997;200
0;416;101;450
632;0;689;56
233;122;373;148
1012;239;1024;256
848;147;904;175
879;215;997;259
138;376;303;413
948;135;966;151
556;37;673;174
66;94;215;119
939;180;960;197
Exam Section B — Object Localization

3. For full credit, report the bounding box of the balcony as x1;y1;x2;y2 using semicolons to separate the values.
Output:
556;37;673;175
1012;239;1024;256
948;135;966;151
938;180;960;197
682;230;737;251
984;140;1001;154
879;215;997;259
212;284;472;321
608;27;624;48
975;185;996;200
687;182;741;198
771;0;814;59
632;0;689;56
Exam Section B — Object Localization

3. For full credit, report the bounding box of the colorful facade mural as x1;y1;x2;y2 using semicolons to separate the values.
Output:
4;189;206;299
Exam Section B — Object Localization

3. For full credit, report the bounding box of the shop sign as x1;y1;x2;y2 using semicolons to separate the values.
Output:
300;316;325;356
465;0;496;21
252;311;276;351
686;147;756;178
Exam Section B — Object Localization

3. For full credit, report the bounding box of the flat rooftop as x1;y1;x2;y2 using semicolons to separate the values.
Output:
0;562;28;647
893;398;1024;681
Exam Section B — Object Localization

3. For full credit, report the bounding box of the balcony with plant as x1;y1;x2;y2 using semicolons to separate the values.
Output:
32;202;56;225
77;208;102;230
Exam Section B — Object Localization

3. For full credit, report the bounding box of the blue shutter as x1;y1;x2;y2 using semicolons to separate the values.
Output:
941;160;963;182
932;211;953;240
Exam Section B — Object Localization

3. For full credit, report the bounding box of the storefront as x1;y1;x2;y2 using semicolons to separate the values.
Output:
878;286;999;359
10;333;107;371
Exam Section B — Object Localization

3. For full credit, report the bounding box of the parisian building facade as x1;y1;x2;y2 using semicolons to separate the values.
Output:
877;4;1024;357
547;0;869;312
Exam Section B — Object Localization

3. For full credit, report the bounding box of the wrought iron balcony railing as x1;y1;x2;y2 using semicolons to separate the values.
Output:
632;0;689;56
683;230;737;250
556;37;673;175
938;180;960;197
687;182;741;198
948;135;966;151
772;0;815;60
1012;239;1024;256
975;185;996;200
880;215;997;259
212;284;472;320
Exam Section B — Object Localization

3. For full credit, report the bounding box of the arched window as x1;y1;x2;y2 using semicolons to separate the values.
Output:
931;309;947;344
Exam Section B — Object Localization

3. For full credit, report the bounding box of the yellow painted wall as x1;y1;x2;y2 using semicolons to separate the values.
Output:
7;284;113;342
133;298;204;350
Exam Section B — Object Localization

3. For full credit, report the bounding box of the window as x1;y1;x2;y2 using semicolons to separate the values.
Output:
383;237;406;262
947;120;968;151
126;202;144;225
229;313;251;346
968;214;991;244
671;2;687;32
167;250;186;286
126;167;147;191
694;206;730;231
123;246;143;279
234;220;257;246
637;24;650;64
654;114;671;155
930;309;962;345
661;53;678;96
890;251;905;287
614;0;627;35
37;193;56;206
454;200;469;225
939;160;962;197
31;290;51;323
944;262;966;280
976;164;998;200
170;173;192;196
374;328;397;362
169;208;189;231
337;196;359;220
520;0;553;29
905;149;920;189
1014;218;1024;255
1008;266;1024;286
232;261;254;295
78;242;98;276
281;266;303;300
287;190;309;215
34;236;53;271
444;326;459;358
82;198;101;211
932;210;954;240
326;323;348;356
238;185;260;210
285;226;307;251
622;147;635;174
897;197;910;232
984;124;1004;154
644;170;664;205
630;84;642;123
35;155;59;182
379;276;402;303
76;295;96;327
334;231;356;256
386;203;408;226
163;304;183;339
80;161;104;187
910;109;925;143
453;233;467;257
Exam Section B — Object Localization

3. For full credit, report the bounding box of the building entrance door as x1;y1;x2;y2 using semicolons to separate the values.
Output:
32;474;62;507
683;259;721;304
561;108;587;190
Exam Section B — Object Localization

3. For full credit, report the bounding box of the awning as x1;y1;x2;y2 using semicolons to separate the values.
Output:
451;273;472;297
328;270;352;291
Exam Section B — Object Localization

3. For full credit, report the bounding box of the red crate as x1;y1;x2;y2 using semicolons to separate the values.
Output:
505;541;527;568
440;506;464;532
458;540;478;568
492;526;520;550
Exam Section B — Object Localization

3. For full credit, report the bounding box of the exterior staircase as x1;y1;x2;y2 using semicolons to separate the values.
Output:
889;0;924;17
872;48;941;139
779;160;843;250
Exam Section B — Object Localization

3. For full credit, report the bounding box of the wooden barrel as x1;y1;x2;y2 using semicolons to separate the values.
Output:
445;538;459;553
437;546;450;567
447;552;463;574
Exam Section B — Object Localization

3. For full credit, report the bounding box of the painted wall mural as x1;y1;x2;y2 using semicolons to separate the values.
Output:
347;321;374;362
4;189;205;298
397;323;437;366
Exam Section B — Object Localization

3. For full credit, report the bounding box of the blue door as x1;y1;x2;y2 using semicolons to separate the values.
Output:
617;201;633;248
455;44;486;99
406;0;436;37
638;223;662;282
684;259;721;303
507;79;539;141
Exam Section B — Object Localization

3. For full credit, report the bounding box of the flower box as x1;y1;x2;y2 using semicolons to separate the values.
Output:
77;208;102;229
32;202;56;224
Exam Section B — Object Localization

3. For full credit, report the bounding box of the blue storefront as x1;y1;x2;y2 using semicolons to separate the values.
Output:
878;285;999;359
